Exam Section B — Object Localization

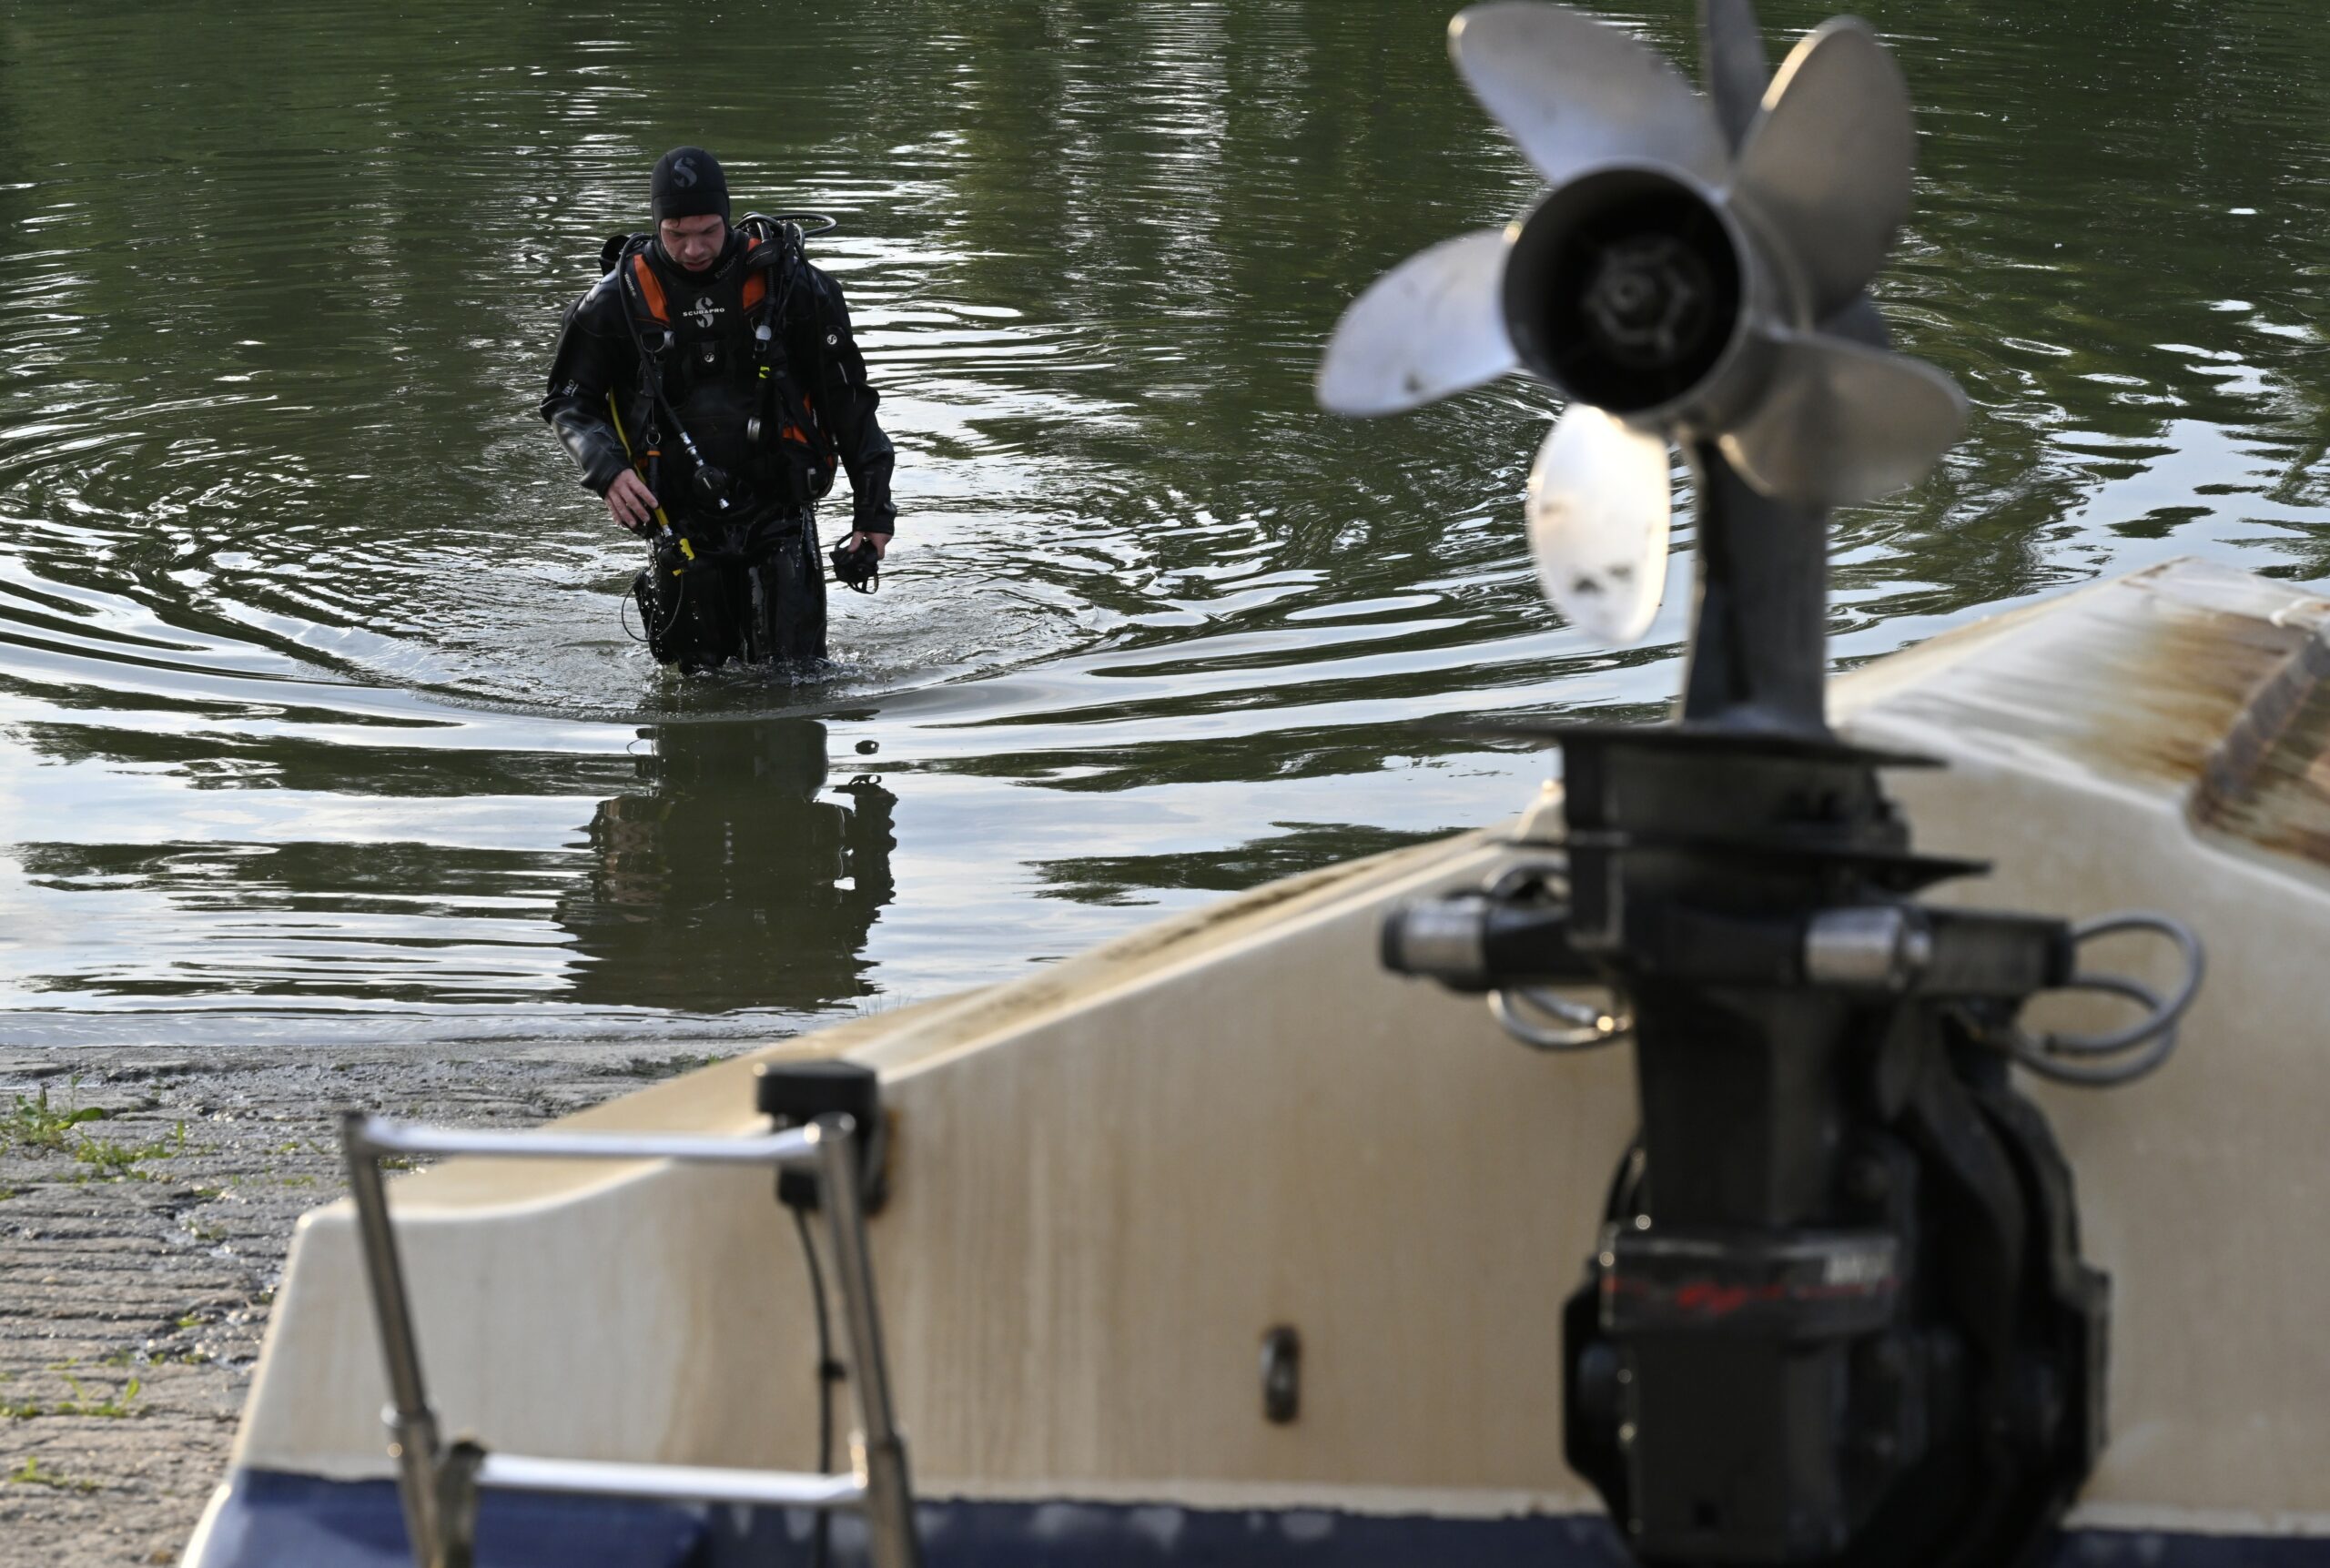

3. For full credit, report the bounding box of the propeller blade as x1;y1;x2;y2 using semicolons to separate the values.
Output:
1317;228;1517;416
1525;407;1673;643
1448;3;1729;189
1717;329;1965;508
1730;18;1916;320
1702;0;1773;147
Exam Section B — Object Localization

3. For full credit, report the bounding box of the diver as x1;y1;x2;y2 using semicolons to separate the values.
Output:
541;147;895;670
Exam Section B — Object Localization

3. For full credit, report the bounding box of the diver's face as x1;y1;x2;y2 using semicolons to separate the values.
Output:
658;214;726;273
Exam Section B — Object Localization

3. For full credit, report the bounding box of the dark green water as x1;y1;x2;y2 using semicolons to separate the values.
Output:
3;1;2327;1046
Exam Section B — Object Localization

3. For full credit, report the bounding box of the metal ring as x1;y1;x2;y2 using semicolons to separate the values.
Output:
2000;911;2203;1087
2048;913;2205;1056
2034;973;2170;1057
2008;1003;2180;1088
1490;986;1632;1053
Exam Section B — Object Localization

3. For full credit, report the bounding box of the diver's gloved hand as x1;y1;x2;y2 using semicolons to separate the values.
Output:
604;470;659;532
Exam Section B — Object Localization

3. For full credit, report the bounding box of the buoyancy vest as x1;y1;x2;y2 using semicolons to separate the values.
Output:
608;233;838;510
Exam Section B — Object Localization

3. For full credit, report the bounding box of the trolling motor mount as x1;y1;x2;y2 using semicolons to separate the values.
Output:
1385;723;2198;1563
1329;3;2204;1563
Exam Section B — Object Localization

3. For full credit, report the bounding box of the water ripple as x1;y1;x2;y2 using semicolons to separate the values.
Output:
1;0;2326;1040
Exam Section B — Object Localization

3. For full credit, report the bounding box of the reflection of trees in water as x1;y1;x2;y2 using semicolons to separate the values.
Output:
558;720;896;1014
13;0;2330;703
1789;0;2330;602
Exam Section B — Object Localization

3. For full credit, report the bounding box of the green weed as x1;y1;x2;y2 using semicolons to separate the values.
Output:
54;1372;141;1418
70;1120;187;1176
4;1081;107;1152
6;1454;98;1492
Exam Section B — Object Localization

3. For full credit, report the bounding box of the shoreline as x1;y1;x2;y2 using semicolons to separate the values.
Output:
0;1038;751;1567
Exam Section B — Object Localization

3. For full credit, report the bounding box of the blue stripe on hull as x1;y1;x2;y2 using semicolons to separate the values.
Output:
189;1469;2330;1567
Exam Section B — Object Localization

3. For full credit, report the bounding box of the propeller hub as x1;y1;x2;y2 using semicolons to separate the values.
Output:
1581;235;1715;369
1505;167;1746;419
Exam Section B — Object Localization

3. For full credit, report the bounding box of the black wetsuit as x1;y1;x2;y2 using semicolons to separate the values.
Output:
541;230;895;668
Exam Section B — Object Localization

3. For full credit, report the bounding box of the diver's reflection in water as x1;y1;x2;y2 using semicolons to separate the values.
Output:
557;718;896;1014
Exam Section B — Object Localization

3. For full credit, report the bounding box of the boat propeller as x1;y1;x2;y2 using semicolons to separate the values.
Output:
1317;3;1965;642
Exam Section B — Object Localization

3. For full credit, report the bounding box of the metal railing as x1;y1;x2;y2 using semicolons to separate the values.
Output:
339;1110;920;1568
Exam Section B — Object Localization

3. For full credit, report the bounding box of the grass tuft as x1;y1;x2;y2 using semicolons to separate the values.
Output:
4;1081;107;1152
7;1454;99;1492
68;1120;187;1177
4;1373;144;1421
55;1372;142;1419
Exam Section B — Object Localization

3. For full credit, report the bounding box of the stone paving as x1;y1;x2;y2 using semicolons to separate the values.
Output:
0;1041;734;1566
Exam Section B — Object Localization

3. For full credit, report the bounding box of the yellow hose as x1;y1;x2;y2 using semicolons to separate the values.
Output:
603;392;682;543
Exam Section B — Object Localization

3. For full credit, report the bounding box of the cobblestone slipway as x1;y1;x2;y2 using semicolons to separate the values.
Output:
0;1041;737;1566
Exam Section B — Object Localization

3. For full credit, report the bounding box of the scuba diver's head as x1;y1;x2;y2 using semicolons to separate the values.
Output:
651;146;731;273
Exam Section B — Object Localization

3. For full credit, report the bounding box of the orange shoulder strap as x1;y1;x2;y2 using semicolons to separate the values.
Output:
628;253;669;327
741;236;766;314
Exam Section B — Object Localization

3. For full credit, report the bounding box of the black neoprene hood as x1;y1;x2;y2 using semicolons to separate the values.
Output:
651;147;731;225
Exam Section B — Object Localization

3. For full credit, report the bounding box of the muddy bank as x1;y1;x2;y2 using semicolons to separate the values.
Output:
0;1039;749;1567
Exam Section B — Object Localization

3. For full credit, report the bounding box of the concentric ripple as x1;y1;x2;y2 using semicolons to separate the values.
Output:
1;0;2326;1045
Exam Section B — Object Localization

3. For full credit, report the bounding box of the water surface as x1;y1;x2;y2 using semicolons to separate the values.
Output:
3;0;2327;1046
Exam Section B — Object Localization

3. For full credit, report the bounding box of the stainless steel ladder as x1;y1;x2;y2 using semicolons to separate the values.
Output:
339;1110;920;1568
